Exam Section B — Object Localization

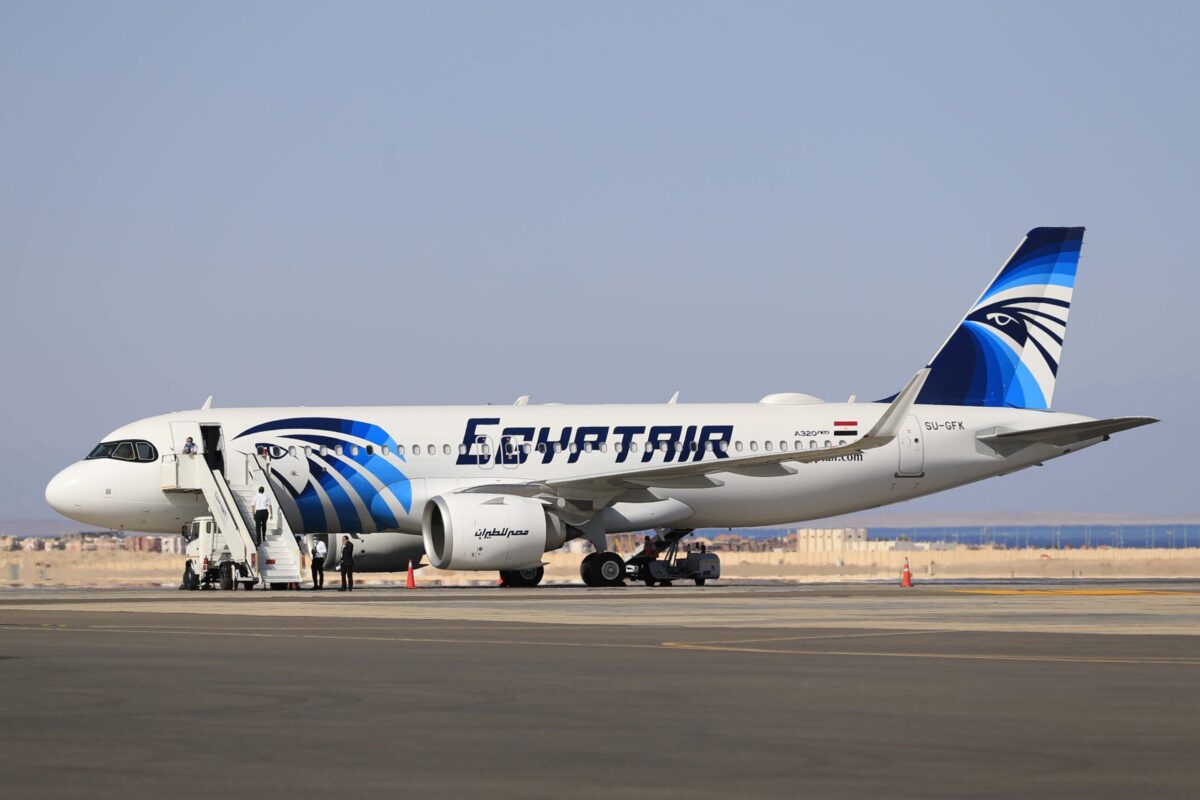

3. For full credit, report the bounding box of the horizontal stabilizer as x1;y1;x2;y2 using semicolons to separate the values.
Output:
978;416;1158;448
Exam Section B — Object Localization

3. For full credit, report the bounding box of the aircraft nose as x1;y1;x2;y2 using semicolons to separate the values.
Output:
45;463;86;516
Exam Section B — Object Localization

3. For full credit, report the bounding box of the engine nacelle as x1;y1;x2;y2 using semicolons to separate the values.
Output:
422;493;565;571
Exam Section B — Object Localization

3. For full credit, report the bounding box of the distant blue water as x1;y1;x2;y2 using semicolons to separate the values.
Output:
702;525;1200;548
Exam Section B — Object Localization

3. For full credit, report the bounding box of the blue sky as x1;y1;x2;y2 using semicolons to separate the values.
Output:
2;1;1196;522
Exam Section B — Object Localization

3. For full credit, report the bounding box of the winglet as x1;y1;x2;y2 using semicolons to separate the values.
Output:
201;395;214;410
667;391;680;405
865;368;930;442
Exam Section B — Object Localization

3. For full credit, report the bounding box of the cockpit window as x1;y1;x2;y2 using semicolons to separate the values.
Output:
87;440;159;463
88;442;118;459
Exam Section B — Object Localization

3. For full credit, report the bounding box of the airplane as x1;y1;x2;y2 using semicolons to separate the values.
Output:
45;227;1156;587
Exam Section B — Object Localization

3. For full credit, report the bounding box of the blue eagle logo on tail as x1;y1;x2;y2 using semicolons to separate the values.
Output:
916;227;1083;409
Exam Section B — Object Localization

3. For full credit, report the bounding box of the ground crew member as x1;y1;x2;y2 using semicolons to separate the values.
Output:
311;537;327;590
252;487;270;545
644;535;659;560
339;537;354;591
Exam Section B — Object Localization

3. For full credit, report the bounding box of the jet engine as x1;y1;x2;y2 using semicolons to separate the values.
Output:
422;493;566;570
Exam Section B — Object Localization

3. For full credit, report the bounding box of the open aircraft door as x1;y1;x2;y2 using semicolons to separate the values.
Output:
896;415;925;477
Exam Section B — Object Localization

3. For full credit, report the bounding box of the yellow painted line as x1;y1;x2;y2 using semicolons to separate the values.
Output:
661;642;1200;666
947;589;1198;596
8;623;1199;666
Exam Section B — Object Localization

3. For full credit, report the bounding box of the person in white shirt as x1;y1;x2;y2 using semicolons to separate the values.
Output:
310;537;327;590
251;487;270;545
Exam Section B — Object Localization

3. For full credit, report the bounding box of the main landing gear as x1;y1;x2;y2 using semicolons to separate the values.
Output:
498;565;545;588
580;551;626;588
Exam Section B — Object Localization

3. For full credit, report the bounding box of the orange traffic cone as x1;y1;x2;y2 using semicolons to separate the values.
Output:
900;558;914;588
406;560;416;590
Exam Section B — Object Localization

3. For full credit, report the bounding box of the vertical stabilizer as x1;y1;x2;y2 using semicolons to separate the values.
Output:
917;227;1083;409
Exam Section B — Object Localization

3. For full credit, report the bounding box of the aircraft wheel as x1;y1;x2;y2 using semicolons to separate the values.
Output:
595;552;626;587
516;565;544;587
694;577;706;586
580;553;600;587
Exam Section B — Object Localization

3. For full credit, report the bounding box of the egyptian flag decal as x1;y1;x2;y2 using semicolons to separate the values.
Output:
834;420;858;436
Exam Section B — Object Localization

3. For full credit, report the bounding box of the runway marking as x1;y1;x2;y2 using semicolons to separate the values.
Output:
5;623;1199;666
948;589;1200;596
670;630;943;646
661;641;1200;665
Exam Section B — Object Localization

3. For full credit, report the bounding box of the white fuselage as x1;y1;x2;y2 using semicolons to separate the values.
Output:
46;401;1093;536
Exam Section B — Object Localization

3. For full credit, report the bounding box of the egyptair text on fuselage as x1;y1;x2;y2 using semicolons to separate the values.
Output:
455;418;736;466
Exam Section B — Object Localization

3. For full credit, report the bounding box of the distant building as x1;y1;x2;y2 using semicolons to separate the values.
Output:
794;528;875;552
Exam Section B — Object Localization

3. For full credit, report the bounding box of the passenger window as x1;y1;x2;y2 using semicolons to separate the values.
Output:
428;444;436;456
779;441;787;451
412;444;420;454
795;440;803;450
335;445;344;456
809;440;817;449
705;442;713;452
320;446;329;457
288;446;297;457
600;442;608;453
365;445;374;455
536;443;547;454
583;442;592;453
554;443;563;453
735;441;744;452
750;441;759;452
481;444;491;456
569;443;579;454
764;441;773;452
350;445;360;456
113;441;136;460
395;445;405;456
381;445;389;456
718;440;729;453
838;439;846;447
824;440;832;448
443;444;451;455
629;442;639;453
457;444;466;455
135;442;156;461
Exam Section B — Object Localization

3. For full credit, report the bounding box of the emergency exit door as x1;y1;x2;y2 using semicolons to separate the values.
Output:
896;415;925;477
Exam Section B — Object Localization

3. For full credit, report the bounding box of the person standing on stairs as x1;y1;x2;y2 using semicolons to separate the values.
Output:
252;486;270;546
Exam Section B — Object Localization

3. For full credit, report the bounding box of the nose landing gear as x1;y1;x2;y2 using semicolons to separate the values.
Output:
498;565;545;588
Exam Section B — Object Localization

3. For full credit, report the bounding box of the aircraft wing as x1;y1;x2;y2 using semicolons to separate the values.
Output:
462;369;930;497
977;416;1158;448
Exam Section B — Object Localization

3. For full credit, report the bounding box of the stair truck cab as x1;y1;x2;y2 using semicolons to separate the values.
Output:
180;516;257;590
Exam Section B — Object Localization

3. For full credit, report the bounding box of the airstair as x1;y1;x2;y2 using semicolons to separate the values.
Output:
162;448;305;588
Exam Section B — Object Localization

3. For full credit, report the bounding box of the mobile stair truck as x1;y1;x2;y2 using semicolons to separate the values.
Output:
164;441;304;591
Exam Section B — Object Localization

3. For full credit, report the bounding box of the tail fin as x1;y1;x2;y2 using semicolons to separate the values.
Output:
916;227;1084;409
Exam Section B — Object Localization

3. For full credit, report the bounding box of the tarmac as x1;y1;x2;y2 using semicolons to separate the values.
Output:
1;581;1199;799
